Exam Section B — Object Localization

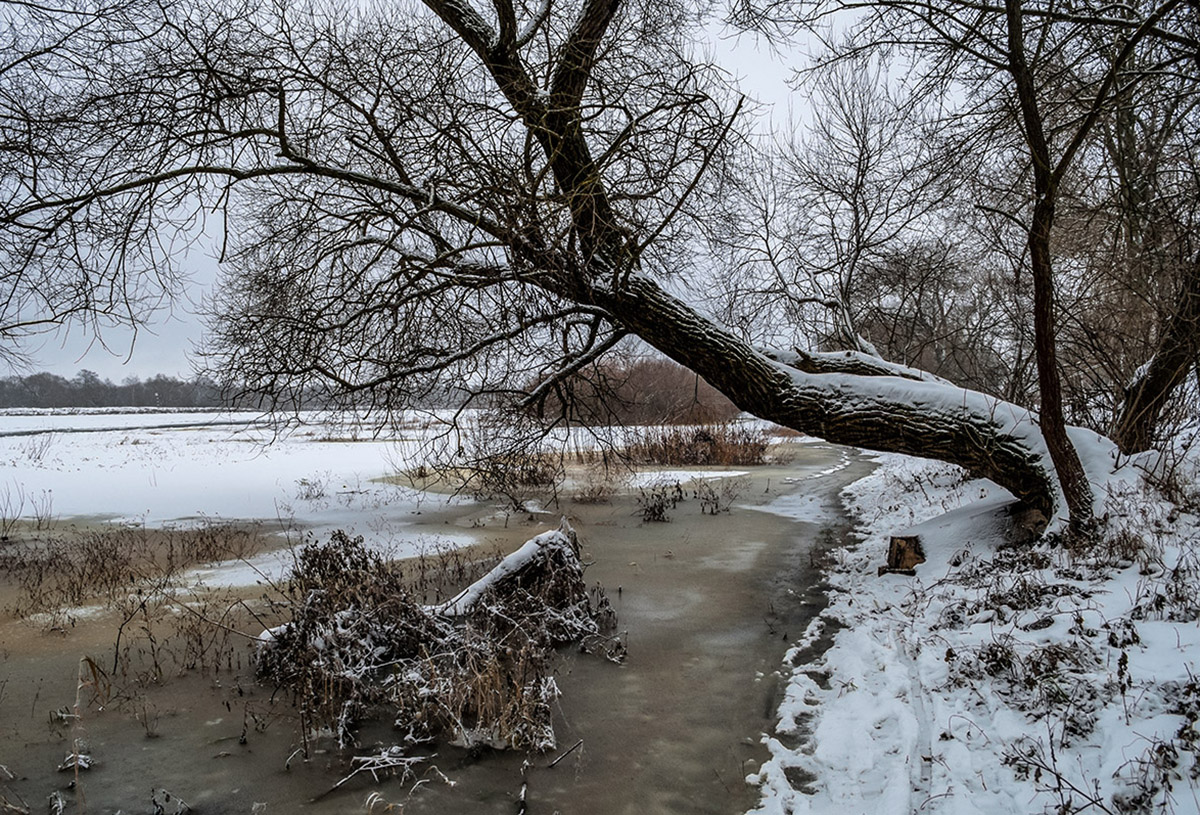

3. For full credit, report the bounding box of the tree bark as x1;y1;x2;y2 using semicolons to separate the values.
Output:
1006;0;1095;530
1114;255;1200;453
1029;199;1094;528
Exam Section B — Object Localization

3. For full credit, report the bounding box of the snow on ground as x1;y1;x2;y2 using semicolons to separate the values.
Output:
0;410;475;582
0;407;265;435
752;448;1200;814
746;446;855;525
628;468;750;487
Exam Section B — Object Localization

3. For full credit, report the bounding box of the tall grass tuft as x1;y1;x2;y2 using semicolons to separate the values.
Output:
623;423;770;466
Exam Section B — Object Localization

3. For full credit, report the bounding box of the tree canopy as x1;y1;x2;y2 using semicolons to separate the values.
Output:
1;0;1197;529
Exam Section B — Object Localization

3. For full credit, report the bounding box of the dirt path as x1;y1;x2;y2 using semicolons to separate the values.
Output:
0;443;873;814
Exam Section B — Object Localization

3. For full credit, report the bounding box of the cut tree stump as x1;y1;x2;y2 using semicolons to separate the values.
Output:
879;535;925;576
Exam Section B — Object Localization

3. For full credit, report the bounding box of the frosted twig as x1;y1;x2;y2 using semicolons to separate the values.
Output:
547;738;583;768
313;748;427;801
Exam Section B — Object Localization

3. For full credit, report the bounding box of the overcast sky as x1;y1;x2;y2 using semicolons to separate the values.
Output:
27;250;220;382
22;23;800;382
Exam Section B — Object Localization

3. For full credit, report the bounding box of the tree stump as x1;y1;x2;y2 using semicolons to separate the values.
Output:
879;535;925;576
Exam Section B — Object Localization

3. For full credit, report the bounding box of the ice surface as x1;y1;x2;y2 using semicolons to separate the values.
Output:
1;410;478;587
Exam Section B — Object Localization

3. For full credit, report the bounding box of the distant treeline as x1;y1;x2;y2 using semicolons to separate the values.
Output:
3;359;741;417
0;371;223;408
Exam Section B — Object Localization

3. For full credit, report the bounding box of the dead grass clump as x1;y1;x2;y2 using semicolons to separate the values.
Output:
1063;523;1160;572
442;446;564;511
258;526;616;753
3;524;264;618
571;465;627;504
1131;549;1200;622
638;481;684;522
257;532;457;747
948;638;1101;743
0;524;268;689
470;451;561;493
692;477;746;515
624;423;769;466
172;590;257;675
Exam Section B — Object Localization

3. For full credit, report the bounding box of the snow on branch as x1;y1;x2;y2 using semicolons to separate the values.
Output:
764;347;952;385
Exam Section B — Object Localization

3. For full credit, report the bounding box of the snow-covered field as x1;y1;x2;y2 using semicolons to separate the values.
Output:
0;409;477;570
0;409;768;588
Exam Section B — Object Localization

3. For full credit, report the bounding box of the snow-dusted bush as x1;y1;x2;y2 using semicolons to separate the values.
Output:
258;525;617;752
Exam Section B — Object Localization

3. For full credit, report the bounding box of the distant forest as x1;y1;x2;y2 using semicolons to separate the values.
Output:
1;358;742;415
0;371;223;408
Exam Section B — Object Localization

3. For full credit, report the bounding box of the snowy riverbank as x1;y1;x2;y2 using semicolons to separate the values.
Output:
754;450;1200;814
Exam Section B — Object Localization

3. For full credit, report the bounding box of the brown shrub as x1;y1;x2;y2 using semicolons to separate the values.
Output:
529;357;740;426
624;423;769;466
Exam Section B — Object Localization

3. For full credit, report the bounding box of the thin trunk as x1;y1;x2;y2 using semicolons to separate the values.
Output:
1006;0;1095;530
1029;199;1095;524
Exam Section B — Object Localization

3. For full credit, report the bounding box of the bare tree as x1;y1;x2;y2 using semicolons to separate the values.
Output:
0;0;1140;523
739;0;1200;529
1094;74;1200;452
711;58;946;351
717;57;1021;396
0;0;181;366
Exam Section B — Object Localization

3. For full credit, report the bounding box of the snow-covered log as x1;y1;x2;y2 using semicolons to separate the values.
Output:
763;348;952;385
593;274;1066;522
430;519;581;618
429;518;613;645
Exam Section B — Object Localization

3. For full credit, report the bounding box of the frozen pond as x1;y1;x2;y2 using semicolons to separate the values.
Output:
0;409;471;550
0;409;868;814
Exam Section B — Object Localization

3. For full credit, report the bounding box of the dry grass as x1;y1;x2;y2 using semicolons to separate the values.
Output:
0;523;272;687
570;464;628;504
1;524;264;619
623;423;770;466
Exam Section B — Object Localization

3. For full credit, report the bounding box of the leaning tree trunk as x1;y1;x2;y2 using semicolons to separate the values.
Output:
432;0;1067;523
588;274;1062;521
1113;254;1200;454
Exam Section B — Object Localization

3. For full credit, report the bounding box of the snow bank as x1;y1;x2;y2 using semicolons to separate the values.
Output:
752;453;1200;814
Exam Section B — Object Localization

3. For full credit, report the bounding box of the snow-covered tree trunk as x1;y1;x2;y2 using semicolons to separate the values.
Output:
593;275;1061;520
